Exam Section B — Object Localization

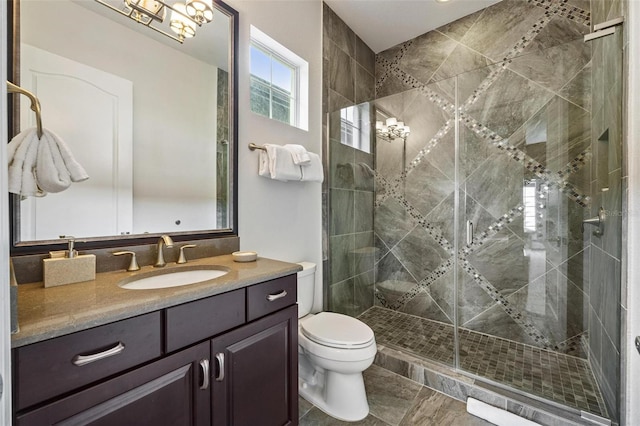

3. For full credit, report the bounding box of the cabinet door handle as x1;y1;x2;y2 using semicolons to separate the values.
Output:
266;290;287;302
215;353;225;381
72;342;125;367
199;359;210;390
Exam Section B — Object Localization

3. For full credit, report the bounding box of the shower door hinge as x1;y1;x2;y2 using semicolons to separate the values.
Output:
585;16;624;42
635;336;640;355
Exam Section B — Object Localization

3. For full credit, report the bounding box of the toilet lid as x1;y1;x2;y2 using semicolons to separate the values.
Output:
301;312;375;349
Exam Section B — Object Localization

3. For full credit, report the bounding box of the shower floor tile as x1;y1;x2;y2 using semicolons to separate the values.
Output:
358;306;608;418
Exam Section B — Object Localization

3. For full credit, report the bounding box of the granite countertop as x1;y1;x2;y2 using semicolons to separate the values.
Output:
12;255;302;348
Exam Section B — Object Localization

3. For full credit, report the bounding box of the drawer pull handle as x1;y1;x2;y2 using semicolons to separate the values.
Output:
266;290;287;302
199;359;210;390
72;342;125;366
215;353;225;382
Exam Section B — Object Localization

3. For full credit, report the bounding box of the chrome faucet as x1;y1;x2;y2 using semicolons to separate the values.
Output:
154;235;174;267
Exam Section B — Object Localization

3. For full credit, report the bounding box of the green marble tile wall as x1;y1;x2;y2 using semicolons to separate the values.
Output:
322;3;377;315
373;0;595;360
587;0;626;420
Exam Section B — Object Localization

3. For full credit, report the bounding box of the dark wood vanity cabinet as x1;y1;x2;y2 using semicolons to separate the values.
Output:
13;274;299;426
212;305;298;426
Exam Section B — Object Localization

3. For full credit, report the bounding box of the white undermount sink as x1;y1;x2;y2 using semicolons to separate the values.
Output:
119;267;229;290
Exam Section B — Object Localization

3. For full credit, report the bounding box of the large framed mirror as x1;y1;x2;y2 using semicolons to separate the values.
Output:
8;0;238;254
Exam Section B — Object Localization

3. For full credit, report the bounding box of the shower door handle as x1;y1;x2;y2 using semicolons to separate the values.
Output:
466;221;473;246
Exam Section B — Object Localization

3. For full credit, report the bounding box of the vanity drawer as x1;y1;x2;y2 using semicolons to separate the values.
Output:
247;274;297;321
14;311;162;411
165;288;245;353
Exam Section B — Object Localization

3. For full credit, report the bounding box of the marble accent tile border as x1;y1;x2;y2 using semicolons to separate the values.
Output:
557;148;592;180
375;0;592;209
375;41;415;92
460;112;591;207
460;259;555;348
380;258;456;311
361;307;609;420
463;205;525;255
528;0;591;27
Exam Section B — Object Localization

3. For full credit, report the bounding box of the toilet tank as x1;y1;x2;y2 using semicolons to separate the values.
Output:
297;262;316;318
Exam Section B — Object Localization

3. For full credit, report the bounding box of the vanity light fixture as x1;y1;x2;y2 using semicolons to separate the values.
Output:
375;117;410;141
94;0;212;43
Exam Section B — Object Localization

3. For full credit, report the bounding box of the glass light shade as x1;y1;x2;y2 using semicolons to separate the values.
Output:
403;126;411;135
397;121;404;129
375;120;383;130
170;3;197;39
185;0;214;24
386;117;397;127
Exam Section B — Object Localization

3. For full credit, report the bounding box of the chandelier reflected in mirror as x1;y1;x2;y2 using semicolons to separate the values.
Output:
94;0;214;43
375;117;410;141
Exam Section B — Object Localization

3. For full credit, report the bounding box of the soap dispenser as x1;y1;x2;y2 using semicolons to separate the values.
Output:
42;236;96;287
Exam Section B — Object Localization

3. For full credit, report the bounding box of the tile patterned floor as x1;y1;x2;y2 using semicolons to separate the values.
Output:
358;307;607;418
299;364;492;426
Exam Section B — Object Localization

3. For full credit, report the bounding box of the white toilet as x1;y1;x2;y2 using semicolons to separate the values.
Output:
297;262;377;422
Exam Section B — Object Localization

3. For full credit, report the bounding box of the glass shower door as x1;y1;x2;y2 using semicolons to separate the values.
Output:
455;33;621;421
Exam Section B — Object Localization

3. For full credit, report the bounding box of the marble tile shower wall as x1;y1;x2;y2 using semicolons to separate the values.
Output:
322;4;377;315
587;0;626;419
372;0;598;359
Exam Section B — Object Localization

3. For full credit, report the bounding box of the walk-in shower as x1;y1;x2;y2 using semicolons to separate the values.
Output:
325;0;624;422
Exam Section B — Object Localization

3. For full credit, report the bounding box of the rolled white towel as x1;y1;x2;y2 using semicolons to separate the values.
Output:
264;144;302;181
300;152;324;183
48;129;89;183
36;131;72;193
283;144;311;165
7;127;89;197
7;128;44;197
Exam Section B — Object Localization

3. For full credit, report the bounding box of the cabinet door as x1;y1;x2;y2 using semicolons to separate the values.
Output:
212;305;298;426
17;342;210;426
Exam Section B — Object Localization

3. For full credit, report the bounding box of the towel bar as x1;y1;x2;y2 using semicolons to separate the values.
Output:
6;81;43;139
248;143;266;151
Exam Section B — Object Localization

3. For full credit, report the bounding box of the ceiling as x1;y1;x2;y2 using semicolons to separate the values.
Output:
323;0;502;53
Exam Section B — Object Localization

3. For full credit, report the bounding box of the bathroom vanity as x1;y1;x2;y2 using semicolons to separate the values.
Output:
11;256;300;426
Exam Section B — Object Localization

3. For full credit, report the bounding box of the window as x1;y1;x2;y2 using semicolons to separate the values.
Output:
523;181;537;233
339;103;371;153
250;26;308;130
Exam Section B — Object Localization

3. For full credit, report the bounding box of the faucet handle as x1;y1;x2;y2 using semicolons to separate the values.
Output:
177;244;197;264
113;251;140;271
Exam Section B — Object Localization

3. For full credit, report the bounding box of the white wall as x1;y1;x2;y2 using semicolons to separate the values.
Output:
226;0;324;311
625;1;640;424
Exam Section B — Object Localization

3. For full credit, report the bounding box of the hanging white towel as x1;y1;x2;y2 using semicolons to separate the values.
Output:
283;144;311;165
7;126;89;197
264;144;302;181
300;152;324;182
258;150;271;178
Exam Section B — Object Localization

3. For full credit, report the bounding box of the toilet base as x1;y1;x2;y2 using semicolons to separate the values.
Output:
299;369;369;422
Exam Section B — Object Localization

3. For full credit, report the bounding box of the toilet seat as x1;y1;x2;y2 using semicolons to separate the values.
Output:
300;312;374;349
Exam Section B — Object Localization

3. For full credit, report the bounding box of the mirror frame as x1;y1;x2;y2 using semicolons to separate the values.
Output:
7;0;239;255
